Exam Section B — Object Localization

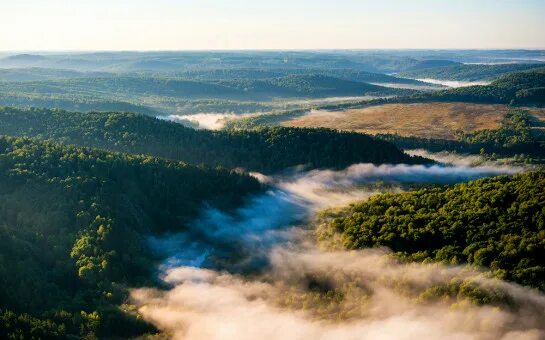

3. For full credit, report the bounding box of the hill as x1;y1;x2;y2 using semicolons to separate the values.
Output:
0;107;429;173
404;59;460;70
219;74;412;98
0;67;111;82
0;135;260;338
399;63;543;81
415;68;545;106
318;171;545;291
178;68;424;85
0;74;411;102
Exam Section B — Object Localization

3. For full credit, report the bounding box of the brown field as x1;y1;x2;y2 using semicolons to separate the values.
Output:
282;103;512;140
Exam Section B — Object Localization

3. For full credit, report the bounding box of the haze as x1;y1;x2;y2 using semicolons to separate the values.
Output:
1;0;544;51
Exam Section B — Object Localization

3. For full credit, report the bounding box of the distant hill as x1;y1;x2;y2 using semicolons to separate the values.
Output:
219;74;412;98
404;59;460;70
399;63;544;81
178;68;424;85
414;67;545;106
0;67;111;82
2;54;47;63
0;74;413;113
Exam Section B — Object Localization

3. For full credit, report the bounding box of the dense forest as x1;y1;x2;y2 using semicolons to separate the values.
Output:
176;68;424;85
0;74;410;104
0;135;261;338
0;73;414;115
319;171;545;291
412;68;545;106
0;107;429;173
377;110;545;158
398;63;543;81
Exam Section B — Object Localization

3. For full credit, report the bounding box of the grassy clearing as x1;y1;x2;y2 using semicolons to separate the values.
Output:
281;103;518;140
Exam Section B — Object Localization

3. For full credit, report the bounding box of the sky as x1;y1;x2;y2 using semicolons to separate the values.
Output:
1;0;544;51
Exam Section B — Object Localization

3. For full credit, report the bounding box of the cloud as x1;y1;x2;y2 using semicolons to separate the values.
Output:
405;149;528;168
132;248;545;340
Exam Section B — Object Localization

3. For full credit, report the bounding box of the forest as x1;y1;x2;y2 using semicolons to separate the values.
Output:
0;73;413;115
412;67;545;106
398;63;543;81
0;107;429;173
0;135;261;338
319;170;545;291
1;49;545;339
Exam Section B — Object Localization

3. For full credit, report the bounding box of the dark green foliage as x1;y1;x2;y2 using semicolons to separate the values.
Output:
179;68;423;85
461;110;534;147
0;107;428;173
218;74;412;98
412;68;545;106
399;63;543;81
0;74;409;106
0;135;260;338
327;171;545;290
0;310;67;339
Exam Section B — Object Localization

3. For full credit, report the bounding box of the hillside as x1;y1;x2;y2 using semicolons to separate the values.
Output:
0;74;410;102
318;171;545;290
0;107;429;173
403;59;460;70
219;74;412;98
179;68;424;85
399;63;543;81
415;68;545;106
0;68;111;82
0;136;260;338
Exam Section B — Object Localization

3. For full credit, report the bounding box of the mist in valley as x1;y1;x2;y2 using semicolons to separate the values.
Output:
132;160;540;340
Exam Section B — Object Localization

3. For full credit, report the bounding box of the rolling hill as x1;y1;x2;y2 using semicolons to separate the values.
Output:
399;63;544;81
0;107;430;173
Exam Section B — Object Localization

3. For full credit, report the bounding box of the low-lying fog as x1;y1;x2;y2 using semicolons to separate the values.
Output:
156;96;390;130
415;78;491;88
158;113;257;130
131;155;544;340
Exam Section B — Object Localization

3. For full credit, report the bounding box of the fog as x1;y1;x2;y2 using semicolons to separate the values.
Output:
159;113;257;130
132;161;542;339
133;249;545;340
405;149;528;168
415;78;491;88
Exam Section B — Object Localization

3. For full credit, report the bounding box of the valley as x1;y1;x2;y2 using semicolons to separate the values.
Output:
0;48;544;339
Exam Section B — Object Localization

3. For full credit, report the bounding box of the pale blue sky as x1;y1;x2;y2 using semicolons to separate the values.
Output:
1;0;544;50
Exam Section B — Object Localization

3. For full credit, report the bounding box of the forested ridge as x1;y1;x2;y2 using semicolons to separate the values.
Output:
0;107;429;173
412;68;545;106
177;68;424;85
0;135;260;338
319;171;545;291
398;63;543;81
0;73;409;105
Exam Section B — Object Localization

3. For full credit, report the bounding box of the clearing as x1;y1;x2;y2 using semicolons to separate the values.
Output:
281;103;515;140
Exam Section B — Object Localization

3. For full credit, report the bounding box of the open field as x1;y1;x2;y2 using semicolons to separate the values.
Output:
282;103;516;140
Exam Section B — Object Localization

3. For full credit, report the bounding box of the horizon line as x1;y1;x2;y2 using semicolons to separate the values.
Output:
2;48;545;54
